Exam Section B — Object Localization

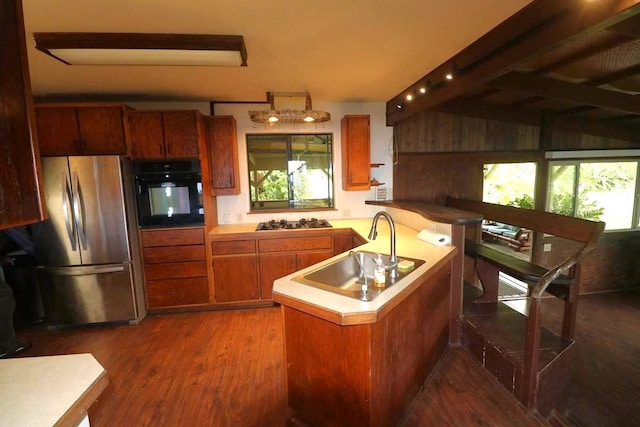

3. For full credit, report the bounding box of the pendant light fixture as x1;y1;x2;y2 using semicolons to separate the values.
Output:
249;92;331;127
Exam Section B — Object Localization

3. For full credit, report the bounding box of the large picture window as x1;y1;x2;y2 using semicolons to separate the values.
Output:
247;133;334;211
547;160;639;231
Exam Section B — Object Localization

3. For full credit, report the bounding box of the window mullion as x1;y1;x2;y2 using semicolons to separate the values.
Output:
572;162;580;218
633;161;640;229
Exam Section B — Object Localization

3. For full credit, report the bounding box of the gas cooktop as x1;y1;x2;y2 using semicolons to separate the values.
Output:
256;218;332;231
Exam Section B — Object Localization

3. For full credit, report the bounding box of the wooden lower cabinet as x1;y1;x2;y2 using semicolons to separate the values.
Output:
296;251;334;270
258;253;297;299
140;227;209;310
212;254;260;302
210;230;363;304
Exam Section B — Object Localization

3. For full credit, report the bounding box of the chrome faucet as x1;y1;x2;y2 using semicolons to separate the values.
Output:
368;211;398;271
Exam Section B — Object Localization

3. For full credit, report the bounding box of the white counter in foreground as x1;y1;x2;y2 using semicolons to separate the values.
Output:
0;354;107;427
272;218;457;325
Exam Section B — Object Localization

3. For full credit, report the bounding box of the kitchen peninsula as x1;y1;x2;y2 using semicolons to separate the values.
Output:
273;218;456;426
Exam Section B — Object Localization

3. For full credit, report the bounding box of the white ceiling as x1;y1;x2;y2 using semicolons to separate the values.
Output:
23;0;533;103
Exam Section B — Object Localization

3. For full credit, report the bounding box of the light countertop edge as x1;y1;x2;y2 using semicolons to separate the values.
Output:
0;353;108;427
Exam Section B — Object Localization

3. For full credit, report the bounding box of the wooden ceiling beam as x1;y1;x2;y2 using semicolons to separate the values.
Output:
587;62;640;86
489;71;640;114
537;33;634;74
387;0;640;126
606;12;640;37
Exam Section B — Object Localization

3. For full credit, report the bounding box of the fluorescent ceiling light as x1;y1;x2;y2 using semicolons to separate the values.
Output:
33;32;247;66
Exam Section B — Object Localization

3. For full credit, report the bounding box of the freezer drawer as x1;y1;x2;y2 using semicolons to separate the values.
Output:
38;263;138;327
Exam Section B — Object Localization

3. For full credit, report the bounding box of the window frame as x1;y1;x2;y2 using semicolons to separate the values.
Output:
246;132;335;213
546;158;640;232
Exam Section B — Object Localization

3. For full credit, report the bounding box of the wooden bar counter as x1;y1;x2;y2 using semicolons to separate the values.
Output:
273;218;457;426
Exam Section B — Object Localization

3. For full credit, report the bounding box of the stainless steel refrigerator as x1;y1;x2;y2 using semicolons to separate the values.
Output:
32;155;146;328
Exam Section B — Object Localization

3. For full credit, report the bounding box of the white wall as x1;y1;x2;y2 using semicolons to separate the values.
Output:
213;101;394;224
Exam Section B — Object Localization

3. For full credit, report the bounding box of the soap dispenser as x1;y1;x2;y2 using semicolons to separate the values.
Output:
373;253;386;287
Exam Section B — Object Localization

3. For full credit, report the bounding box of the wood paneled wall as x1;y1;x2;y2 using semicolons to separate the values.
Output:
395;111;539;153
393;111;640;292
551;130;637;151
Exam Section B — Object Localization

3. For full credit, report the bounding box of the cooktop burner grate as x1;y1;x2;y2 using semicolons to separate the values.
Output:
256;218;332;231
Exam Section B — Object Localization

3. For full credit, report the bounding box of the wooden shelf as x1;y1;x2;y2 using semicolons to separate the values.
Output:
371;163;384;168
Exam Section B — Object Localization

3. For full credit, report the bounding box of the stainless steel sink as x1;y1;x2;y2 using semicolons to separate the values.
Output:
293;251;425;301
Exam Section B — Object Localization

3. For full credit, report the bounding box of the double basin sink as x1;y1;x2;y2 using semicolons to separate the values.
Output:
293;251;425;301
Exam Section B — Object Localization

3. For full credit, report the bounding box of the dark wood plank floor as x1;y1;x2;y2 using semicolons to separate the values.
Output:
14;289;639;426
541;289;640;427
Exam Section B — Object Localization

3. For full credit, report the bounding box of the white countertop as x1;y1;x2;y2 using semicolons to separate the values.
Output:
272;218;457;324
0;354;107;427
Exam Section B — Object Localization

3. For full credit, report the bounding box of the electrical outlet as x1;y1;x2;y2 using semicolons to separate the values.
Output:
223;213;231;224
543;243;552;252
236;213;243;223
343;209;351;218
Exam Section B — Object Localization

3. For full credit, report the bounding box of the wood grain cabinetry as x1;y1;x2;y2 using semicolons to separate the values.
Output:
35;104;127;156
210;239;260;302
128;110;201;159
0;0;46;229
341;115;371;191
259;235;334;298
206;116;240;195
140;227;209;309
210;231;362;303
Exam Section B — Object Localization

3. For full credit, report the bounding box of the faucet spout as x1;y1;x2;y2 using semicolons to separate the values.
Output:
367;211;398;269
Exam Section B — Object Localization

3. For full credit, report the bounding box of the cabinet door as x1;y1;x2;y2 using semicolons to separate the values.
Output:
259;253;297;299
297;250;334;270
341;115;371;190
77;107;127;154
35;107;82;155
0;0;46;228
163;111;200;158
128;111;165;159
206;116;240;195
334;233;357;255
213;254;260;302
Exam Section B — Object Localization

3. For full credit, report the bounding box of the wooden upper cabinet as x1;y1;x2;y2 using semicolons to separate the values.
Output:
128;110;201;159
163;111;200;158
128;111;165;158
0;0;46;229
341;115;371;191
206;116;240;195
35;105;127;156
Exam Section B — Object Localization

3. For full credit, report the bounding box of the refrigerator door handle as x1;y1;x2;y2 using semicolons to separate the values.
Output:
72;171;88;250
61;172;77;250
38;264;125;276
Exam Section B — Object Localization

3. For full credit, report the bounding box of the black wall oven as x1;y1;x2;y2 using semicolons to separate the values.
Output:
133;160;204;228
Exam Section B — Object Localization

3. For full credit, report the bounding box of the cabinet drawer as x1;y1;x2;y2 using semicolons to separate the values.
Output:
259;236;332;253
144;261;207;280
210;239;256;255
143;245;205;264
146;277;209;308
141;228;204;247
